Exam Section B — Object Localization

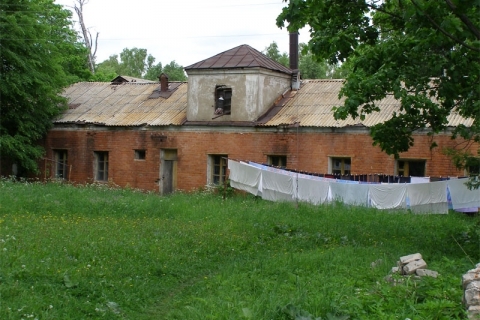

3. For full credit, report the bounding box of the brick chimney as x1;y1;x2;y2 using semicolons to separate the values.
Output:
289;31;300;90
159;73;169;92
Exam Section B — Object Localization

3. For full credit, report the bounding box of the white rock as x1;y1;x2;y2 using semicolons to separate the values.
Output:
402;259;427;275
415;269;439;278
463;273;480;289
400;253;423;265
464;281;480;307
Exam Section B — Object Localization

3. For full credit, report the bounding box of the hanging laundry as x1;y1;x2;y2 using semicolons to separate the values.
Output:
261;169;296;202
406;180;448;214
228;160;262;196
447;178;480;210
369;184;407;210
329;181;369;206
297;177;330;205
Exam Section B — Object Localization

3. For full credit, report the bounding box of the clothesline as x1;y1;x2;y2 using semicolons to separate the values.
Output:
227;159;480;214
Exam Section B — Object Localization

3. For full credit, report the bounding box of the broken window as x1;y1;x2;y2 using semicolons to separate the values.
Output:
397;159;426;177
214;85;232;115
94;151;109;181
268;155;287;168
330;157;351;175
208;154;228;185
134;149;146;160
54;150;68;179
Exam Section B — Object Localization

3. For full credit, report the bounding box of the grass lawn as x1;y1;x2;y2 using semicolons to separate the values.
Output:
0;179;478;319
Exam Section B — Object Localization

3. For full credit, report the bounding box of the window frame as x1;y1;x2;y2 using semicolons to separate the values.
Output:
267;155;287;168
94;151;109;182
208;154;228;185
214;85;232;115
53;149;68;180
396;159;426;177
330;157;351;175
134;149;146;160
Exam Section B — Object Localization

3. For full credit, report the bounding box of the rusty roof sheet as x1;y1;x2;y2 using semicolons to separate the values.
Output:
56;82;187;126
184;44;292;75
56;79;473;129
262;79;473;127
111;75;155;83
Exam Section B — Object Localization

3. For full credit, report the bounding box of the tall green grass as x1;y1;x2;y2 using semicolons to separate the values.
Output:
0;179;478;319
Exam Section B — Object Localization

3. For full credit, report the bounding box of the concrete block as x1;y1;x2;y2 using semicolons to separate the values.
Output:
465;281;480;307
402;259;427;275
463;273;480;289
400;253;423;265
415;269;439;278
467;305;480;320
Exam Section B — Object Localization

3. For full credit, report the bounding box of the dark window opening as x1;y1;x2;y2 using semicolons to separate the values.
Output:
331;157;351;175
214;85;232;115
94;151;109;181
135;150;146;160
397;160;426;177
268;155;287;168
211;155;227;185
466;157;480;175
54;150;68;179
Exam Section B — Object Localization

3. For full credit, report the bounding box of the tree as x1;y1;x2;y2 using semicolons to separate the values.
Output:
96;49;187;81
263;42;289;67
263;41;348;79
162;61;187;81
0;0;91;175
73;0;98;73
278;0;480;188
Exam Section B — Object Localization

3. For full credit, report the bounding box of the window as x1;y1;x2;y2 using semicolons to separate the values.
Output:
330;157;351;175
214;85;232;115
466;157;480;176
134;150;146;160
54;150;68;179
94;151;109;181
396;159;426;177
208;155;228;185
267;155;287;168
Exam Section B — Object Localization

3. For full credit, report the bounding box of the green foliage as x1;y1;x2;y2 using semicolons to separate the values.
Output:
0;0;91;174
0;180;477;319
263;42;347;79
277;0;480;187
162;60;187;81
263;41;290;67
96;48;187;81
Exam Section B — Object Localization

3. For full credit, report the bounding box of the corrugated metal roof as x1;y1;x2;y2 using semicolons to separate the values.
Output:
184;44;292;75
56;79;473;128
111;75;155;83
56;82;187;126
262;79;473;127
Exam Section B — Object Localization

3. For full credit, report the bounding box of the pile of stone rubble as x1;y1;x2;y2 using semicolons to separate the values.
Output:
385;253;438;282
382;253;480;319
463;263;480;320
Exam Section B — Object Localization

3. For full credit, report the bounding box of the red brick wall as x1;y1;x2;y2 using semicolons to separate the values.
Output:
41;127;475;192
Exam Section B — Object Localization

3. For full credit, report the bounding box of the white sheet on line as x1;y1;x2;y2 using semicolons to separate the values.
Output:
297;176;330;205
447;178;480;210
329;181;370;206
228;160;262;196
406;180;448;214
261;169;296;202
369;184;407;209
410;176;431;184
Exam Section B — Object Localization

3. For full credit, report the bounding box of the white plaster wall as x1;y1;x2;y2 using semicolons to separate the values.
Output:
186;68;290;122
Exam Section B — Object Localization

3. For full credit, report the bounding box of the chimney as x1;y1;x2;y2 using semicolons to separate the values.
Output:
289;32;299;70
289;31;300;90
159;73;169;92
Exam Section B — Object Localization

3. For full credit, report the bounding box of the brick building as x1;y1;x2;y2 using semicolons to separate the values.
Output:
39;42;477;193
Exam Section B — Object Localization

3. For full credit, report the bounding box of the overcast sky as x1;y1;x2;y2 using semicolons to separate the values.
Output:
54;0;310;68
